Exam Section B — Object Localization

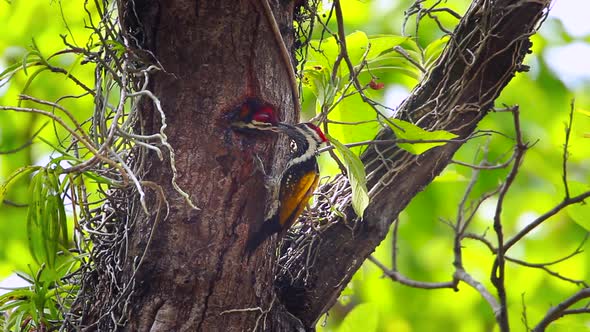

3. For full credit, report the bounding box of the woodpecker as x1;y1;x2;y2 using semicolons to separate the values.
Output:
245;122;328;254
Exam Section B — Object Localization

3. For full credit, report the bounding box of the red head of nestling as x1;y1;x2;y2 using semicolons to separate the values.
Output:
231;98;279;130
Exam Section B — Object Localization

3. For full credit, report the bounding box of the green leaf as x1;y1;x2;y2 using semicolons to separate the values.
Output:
365;35;409;60
46;169;68;249
385;119;458;154
0;298;28;312
308;31;369;78
327;93;380;155
337;303;378;332
0;55;41;86
0;166;42;206
14;305;29;330
308;36;340;71
0;288;33;308
37;136;82;161
22;42;43;76
18;67;49;106
566;182;590;230
344;31;370;67
433;169;469;183
363;54;422;80
27;171;48;266
83;171;115;185
423;36;450;69
302;65;338;106
26;169;67;271
328;135;369;218
0;61;24;79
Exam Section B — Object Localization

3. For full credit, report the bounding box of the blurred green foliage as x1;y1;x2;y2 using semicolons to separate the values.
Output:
0;0;588;331
0;0;100;329
0;0;97;273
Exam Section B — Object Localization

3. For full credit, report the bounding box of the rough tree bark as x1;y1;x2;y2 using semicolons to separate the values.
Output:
116;0;302;331
95;0;552;331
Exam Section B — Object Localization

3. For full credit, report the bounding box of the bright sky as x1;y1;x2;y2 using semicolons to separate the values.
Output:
550;0;590;37
546;0;590;88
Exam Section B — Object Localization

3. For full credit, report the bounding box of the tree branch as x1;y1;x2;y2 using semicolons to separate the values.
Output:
368;256;455;289
532;288;590;332
276;0;552;327
491;106;529;331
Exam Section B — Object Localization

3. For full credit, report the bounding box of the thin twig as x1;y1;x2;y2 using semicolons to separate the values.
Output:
393;46;426;73
318;132;491;153
0;121;47;155
532;288;590;332
0;105;127;184
260;0;302;117
492;106;528;332
561;99;574;199
506;190;590;251
368;256;455;289
455;268;502;314
506;256;589;288
332;0;403;131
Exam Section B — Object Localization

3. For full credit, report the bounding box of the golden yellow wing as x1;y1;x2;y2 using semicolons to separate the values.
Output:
278;170;319;230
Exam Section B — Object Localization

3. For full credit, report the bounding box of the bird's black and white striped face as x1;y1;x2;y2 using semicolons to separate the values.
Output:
277;122;328;168
277;122;328;146
296;123;328;145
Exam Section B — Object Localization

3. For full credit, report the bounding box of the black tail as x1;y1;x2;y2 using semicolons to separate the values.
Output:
245;218;282;255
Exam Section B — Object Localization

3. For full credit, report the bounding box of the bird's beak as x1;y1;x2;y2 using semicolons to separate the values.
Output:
230;120;279;132
276;122;296;132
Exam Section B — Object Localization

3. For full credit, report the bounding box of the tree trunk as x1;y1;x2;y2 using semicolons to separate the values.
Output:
116;0;301;331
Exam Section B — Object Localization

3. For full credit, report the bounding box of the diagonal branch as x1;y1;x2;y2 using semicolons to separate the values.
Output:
276;0;552;327
532;288;590;332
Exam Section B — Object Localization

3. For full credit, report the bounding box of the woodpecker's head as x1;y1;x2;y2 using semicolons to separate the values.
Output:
297;123;328;144
230;98;279;131
277;122;328;163
278;122;327;145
